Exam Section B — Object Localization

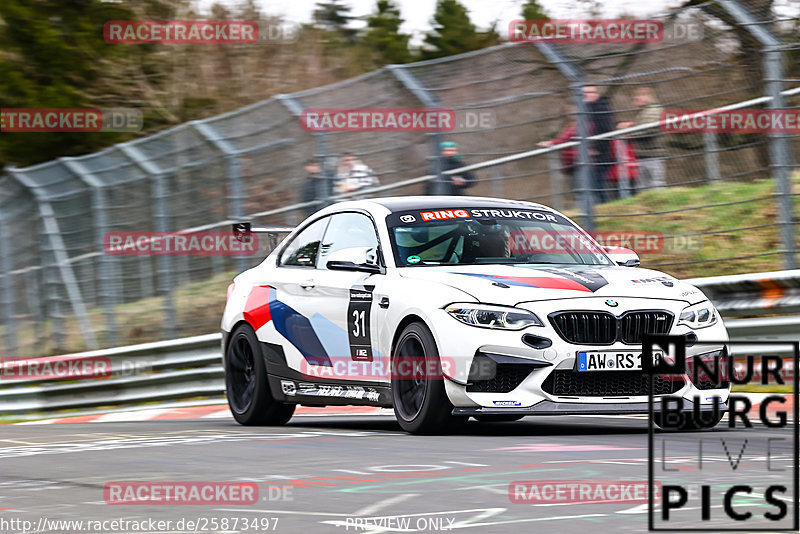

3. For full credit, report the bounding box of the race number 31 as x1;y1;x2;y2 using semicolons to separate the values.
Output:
348;288;374;361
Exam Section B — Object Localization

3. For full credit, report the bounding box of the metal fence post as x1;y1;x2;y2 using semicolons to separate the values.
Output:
704;132;720;183
534;42;593;229
26;268;46;351
547;151;565;211
615;138;632;199
60;158;117;346
140;256;154;298
118;144;177;339
7;169;98;350
192;121;248;272
37;236;65;353
315;133;334;206
765;52;797;270
94;186;119;345
277;93;331;220
152;172;177;339
574;87;594;229
491;165;503;198
0;215;17;355
720;0;796;269
50;285;65;354
228;154;246;262
389;65;445;195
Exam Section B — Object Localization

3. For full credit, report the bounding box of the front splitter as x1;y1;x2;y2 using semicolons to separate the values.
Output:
453;399;728;416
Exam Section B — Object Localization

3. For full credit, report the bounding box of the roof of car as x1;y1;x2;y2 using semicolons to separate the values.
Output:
366;196;551;213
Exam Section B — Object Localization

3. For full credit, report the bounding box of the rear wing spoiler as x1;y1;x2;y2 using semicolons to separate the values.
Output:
232;222;295;242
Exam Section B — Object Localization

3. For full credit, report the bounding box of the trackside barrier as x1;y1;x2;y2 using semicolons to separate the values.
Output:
686;269;800;316
1;272;798;419
0;334;224;417
2;0;799;357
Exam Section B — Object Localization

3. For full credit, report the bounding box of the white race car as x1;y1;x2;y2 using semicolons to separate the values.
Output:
221;196;730;433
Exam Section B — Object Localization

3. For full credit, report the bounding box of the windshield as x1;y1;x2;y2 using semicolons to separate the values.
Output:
387;207;613;267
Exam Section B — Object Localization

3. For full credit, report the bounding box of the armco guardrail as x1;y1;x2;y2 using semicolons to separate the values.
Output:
0;334;224;417
724;316;799;360
1;271;798;419
687;269;800;317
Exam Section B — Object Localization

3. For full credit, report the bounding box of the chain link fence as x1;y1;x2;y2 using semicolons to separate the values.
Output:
1;0;797;355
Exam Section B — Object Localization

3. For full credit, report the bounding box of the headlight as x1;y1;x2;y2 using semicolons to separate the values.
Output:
445;303;543;330
678;301;718;329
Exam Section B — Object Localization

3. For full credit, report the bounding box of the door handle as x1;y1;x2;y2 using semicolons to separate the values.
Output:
299;279;316;290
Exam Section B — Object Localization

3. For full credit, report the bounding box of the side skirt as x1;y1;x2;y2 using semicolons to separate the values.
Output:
260;341;392;408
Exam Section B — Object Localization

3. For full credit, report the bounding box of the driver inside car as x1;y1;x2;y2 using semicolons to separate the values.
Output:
462;223;510;262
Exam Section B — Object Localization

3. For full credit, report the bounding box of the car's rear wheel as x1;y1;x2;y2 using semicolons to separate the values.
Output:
226;324;295;426
474;415;525;423
391;322;466;434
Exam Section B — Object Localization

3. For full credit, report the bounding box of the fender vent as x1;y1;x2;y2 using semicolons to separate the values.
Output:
466;364;533;393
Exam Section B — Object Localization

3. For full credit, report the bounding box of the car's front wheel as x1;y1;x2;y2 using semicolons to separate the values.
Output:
226;324;295;426
391;322;466;434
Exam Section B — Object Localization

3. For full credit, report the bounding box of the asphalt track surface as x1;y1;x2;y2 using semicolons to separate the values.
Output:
0;413;796;534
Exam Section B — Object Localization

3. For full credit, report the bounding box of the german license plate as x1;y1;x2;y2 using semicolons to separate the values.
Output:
576;350;664;372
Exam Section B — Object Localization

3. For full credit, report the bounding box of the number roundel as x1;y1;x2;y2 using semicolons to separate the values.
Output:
348;287;374;361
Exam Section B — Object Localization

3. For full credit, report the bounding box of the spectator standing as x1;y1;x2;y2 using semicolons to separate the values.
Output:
619;87;666;190
608;125;640;196
334;153;379;198
428;141;475;195
582;86;615;203
300;158;327;217
538;104;578;190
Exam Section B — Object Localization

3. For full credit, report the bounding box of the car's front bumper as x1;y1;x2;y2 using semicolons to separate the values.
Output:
429;296;730;411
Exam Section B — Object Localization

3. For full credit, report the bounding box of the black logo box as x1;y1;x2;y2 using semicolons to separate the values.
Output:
644;336;799;532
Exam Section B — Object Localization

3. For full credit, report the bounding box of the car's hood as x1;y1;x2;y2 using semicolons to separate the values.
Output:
398;264;709;306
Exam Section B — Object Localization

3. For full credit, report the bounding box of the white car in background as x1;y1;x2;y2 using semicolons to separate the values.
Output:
221;196;730;434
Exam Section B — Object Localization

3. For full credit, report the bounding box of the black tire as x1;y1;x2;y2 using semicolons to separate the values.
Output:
653;410;723;431
225;324;295;426
391;322;466;434
474;415;525;423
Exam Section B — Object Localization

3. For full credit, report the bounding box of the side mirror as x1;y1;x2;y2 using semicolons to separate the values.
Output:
603;245;641;267
232;222;251;243
326;247;382;274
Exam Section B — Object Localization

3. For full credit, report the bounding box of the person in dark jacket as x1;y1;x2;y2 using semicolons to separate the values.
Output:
582;86;615;202
427;141;475;195
300;158;326;217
